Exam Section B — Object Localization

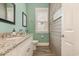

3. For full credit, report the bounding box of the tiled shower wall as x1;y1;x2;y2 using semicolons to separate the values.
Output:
49;3;61;56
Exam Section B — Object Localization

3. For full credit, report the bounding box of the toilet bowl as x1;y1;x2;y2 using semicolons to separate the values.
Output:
32;40;38;50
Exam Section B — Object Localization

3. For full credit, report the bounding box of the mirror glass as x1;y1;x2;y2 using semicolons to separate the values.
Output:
0;4;6;19
6;3;15;22
0;3;15;24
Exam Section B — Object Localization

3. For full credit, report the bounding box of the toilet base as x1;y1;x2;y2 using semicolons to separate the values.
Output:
32;40;38;50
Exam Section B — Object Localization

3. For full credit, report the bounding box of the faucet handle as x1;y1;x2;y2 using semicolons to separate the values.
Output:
12;28;16;32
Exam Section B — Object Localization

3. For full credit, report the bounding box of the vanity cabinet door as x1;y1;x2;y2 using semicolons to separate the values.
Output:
25;43;33;56
25;37;33;56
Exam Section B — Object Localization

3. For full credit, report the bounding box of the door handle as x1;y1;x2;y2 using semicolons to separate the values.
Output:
61;34;64;38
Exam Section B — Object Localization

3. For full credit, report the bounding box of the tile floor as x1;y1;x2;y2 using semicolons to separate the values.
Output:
33;46;56;56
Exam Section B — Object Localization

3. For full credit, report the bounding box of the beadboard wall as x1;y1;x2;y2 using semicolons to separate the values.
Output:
49;3;61;56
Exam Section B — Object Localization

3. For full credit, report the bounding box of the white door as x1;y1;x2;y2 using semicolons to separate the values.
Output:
72;4;79;56
61;4;75;56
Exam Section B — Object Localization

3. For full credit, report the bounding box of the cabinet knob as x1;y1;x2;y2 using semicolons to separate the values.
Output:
27;48;30;52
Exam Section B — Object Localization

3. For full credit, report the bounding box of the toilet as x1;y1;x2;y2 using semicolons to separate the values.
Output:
32;40;39;50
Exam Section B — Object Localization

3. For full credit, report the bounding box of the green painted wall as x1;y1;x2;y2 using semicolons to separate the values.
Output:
26;3;49;43
0;3;27;32
0;3;49;43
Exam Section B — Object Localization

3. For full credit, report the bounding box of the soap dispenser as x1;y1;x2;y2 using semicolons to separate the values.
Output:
12;28;16;37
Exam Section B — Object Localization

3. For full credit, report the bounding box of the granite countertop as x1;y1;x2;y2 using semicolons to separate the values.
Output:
0;34;32;56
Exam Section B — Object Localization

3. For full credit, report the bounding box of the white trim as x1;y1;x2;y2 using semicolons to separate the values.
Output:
37;43;49;46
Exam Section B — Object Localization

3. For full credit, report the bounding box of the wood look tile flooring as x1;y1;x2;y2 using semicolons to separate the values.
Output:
33;46;56;56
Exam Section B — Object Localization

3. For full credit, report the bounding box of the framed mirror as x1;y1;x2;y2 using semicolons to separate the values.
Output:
22;12;27;27
0;3;15;24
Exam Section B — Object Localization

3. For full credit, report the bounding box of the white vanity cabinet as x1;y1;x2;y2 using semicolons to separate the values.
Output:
5;36;33;56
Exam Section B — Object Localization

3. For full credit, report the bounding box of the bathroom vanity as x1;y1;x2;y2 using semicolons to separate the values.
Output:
0;33;33;56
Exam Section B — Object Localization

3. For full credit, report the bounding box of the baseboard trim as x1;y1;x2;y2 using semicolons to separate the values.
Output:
37;43;49;46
